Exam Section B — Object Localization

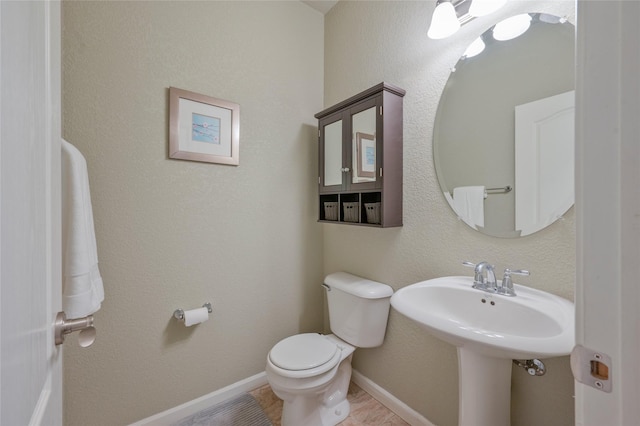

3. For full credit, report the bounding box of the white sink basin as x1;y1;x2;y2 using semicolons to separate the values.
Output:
391;276;575;359
391;275;575;426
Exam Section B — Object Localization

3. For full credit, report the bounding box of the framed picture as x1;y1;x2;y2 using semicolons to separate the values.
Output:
169;87;239;165
356;132;376;178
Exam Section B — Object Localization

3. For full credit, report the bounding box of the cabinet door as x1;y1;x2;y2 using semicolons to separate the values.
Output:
319;111;345;192
349;97;381;190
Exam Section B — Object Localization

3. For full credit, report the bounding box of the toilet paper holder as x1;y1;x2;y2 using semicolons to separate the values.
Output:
174;302;212;321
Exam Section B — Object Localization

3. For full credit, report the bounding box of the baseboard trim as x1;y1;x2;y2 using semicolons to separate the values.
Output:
351;370;436;426
130;369;434;426
129;372;268;426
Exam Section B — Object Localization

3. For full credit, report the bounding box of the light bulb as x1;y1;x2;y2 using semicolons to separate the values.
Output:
428;2;461;40
492;13;532;41
463;37;486;58
469;0;507;17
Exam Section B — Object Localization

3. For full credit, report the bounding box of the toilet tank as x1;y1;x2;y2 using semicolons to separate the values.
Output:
324;272;394;348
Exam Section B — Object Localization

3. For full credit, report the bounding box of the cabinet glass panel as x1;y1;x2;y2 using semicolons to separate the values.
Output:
324;120;343;187
351;106;377;185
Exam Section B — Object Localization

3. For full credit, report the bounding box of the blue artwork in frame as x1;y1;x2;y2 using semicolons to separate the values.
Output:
356;132;376;178
192;113;221;144
169;87;240;166
365;146;375;166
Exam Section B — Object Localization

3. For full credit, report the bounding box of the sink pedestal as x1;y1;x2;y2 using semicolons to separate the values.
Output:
458;347;512;426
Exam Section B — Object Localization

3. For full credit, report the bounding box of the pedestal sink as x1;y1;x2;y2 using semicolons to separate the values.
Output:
390;276;574;426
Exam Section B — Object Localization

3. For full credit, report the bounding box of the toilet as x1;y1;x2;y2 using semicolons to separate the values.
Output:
265;272;393;426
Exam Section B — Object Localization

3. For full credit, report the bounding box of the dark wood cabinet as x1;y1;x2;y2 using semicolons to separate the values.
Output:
315;83;405;227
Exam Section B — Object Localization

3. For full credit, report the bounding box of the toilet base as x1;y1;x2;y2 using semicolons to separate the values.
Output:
281;394;350;426
320;398;350;425
271;349;354;426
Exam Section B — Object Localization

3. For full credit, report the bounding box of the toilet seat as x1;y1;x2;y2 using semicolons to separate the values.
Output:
269;333;339;373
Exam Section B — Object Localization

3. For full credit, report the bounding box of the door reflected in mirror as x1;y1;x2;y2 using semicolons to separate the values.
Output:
433;13;575;238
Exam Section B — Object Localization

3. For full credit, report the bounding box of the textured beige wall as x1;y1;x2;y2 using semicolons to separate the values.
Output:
61;1;324;425
62;1;578;425
323;1;576;426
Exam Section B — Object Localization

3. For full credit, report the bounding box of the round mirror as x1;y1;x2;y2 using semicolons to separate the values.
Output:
434;13;575;238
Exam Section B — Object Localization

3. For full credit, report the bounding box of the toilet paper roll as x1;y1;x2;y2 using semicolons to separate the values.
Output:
183;307;209;326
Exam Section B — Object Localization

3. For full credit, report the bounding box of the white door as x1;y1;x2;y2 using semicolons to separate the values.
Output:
0;1;62;425
574;1;640;425
514;91;575;235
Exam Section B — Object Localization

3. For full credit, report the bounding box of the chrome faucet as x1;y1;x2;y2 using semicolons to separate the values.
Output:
463;261;529;296
473;261;497;291
463;261;497;291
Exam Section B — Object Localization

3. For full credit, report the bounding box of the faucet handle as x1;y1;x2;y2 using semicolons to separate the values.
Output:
498;268;529;296
506;268;530;278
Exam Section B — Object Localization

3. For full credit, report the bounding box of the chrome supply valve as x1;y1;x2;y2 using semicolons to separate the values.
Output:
513;359;546;376
498;268;530;296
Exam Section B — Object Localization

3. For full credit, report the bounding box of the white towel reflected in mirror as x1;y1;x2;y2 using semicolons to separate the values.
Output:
452;186;485;229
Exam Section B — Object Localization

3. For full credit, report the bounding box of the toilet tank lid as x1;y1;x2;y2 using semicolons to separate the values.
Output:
324;272;393;299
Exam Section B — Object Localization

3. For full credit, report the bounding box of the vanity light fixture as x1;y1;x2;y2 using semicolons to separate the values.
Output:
468;0;507;17
539;13;568;24
492;13;532;41
462;36;486;58
428;0;508;40
427;1;461;39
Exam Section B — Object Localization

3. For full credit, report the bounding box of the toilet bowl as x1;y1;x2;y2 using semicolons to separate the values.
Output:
266;333;355;425
265;272;393;426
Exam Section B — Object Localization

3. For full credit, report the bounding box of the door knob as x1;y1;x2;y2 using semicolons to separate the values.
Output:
54;311;96;347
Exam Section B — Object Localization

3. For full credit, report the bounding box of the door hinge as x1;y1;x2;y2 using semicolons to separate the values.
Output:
379;106;383;115
379;168;383;177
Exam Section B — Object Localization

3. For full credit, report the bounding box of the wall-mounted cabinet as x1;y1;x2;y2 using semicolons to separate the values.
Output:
315;83;405;227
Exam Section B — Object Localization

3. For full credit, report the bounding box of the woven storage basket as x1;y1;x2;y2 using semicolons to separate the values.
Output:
342;202;360;222
364;202;381;224
323;202;338;221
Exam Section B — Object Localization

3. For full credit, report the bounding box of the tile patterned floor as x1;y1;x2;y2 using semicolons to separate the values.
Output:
250;382;410;426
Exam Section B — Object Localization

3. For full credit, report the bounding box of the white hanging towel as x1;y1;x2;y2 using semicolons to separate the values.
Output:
61;139;104;319
452;186;485;229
